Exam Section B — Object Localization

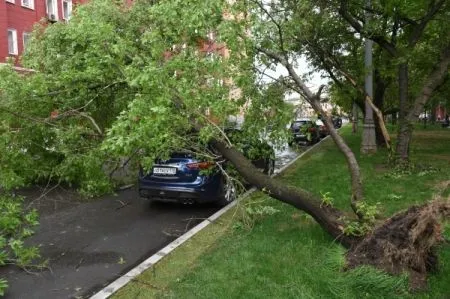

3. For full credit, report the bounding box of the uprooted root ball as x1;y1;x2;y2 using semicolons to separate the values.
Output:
346;200;450;290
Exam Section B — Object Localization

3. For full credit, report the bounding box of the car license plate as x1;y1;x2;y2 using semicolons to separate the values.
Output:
153;167;177;175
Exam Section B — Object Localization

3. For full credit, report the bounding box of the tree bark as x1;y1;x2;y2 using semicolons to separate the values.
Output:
374;69;387;146
211;138;359;248
395;63;410;162
395;121;412;162
398;63;409;123
365;96;391;149
374;111;385;146
310;100;364;218
352;101;358;133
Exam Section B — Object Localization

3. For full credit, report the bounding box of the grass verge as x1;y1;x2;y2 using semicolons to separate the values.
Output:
114;125;450;299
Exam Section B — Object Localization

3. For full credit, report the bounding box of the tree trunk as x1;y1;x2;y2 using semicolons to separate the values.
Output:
256;47;365;219
395;42;450;162
352;101;358;133
395;63;410;162
211;138;359;248
395;120;412;163
430;105;436;123
398;63;409;122
391;112;397;125
311;101;364;217
406;43;450;123
374;69;387;146
374;111;385;147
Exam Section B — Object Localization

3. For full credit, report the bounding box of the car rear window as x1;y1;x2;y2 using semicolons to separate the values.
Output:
291;121;308;129
171;152;194;158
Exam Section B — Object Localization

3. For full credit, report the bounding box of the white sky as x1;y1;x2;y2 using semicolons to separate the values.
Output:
258;55;329;100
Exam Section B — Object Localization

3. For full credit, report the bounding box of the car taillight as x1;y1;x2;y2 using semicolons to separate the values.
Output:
186;161;214;170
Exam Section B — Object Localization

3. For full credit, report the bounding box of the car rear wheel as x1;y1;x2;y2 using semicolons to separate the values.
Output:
216;177;237;206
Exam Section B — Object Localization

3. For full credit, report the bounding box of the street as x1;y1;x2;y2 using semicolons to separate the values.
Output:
0;145;303;299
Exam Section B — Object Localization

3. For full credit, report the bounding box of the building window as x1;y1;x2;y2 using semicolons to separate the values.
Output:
8;29;18;55
23;32;32;51
62;0;72;20
46;0;58;21
6;0;15;4
21;0;34;9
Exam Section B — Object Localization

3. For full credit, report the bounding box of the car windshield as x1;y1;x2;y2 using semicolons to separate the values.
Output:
170;152;195;158
291;121;308;129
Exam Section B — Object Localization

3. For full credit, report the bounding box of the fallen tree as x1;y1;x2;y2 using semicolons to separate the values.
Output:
0;0;448;292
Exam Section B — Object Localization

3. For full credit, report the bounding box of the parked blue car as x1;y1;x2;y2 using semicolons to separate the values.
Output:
138;138;275;206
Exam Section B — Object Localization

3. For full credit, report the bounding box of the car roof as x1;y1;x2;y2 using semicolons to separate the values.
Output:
293;118;312;122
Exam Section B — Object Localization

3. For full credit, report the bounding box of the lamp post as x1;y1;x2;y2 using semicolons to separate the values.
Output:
361;0;377;154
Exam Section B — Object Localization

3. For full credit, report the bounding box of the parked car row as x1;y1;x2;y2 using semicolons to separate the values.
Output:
288;116;342;145
139;116;343;207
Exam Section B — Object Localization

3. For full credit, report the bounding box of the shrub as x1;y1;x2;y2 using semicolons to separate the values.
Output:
0;194;41;295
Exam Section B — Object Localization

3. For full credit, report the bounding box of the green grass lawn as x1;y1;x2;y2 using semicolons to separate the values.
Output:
114;125;450;299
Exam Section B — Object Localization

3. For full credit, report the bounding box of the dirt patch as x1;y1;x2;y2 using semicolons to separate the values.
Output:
346;200;450;291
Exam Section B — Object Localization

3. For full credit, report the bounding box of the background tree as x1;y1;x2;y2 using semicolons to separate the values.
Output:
336;0;450;162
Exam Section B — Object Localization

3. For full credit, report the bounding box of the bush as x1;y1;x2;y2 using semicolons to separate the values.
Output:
0;194;41;295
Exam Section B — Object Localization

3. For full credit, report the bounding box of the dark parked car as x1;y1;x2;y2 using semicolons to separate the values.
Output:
316;119;329;138
289;119;320;145
332;117;342;128
138;135;275;206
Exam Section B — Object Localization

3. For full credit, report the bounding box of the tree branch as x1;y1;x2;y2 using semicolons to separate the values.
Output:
0;106;58;127
407;41;450;121
333;66;391;149
338;0;397;56
251;0;287;56
78;112;103;135
256;46;365;217
408;0;446;47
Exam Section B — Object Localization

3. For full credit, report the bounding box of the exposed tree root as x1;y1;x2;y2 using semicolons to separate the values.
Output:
346;199;450;291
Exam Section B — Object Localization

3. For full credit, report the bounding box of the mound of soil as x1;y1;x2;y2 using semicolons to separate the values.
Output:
346;200;450;290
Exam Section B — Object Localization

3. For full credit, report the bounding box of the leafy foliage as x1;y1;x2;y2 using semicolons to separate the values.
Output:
342;201;381;237
0;195;42;277
233;195;280;230
0;279;7;297
320;191;334;207
1;0;293;197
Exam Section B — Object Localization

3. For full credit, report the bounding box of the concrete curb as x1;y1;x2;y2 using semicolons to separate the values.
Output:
90;137;328;299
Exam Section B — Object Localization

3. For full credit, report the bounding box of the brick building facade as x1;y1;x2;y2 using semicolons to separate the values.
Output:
0;0;86;64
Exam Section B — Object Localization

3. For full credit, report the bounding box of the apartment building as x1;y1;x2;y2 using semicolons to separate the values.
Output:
0;0;86;64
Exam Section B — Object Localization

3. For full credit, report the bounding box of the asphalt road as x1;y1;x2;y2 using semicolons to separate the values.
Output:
0;188;221;298
0;145;302;299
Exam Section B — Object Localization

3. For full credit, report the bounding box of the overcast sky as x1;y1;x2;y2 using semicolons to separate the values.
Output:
257;55;329;99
